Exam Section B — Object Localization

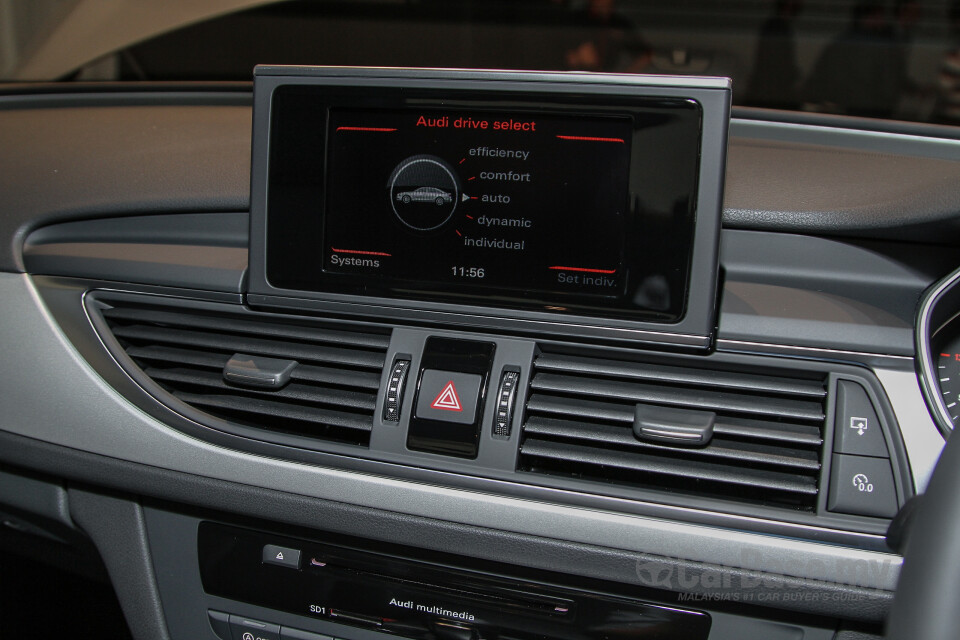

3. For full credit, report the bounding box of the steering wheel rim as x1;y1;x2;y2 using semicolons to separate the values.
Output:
885;429;960;639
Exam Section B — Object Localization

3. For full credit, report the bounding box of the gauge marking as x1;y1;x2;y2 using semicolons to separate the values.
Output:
932;336;960;433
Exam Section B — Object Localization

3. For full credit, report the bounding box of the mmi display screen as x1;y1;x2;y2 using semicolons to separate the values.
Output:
323;108;632;299
264;85;705;323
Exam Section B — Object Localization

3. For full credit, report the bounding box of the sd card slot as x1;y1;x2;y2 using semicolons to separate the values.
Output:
328;609;383;627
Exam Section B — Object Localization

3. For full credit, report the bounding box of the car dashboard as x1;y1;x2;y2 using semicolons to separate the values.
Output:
1;67;960;640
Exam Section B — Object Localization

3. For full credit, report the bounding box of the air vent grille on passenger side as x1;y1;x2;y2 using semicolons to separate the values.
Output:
100;301;390;447
518;350;827;511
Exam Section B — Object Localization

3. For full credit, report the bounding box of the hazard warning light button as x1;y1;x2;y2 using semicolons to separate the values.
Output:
415;370;482;425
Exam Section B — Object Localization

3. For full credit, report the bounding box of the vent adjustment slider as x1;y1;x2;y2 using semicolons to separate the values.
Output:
633;403;715;446
223;353;298;390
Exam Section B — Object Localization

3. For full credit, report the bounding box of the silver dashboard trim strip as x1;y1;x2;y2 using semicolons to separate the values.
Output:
0;273;902;591
875;368;946;492
717;338;913;365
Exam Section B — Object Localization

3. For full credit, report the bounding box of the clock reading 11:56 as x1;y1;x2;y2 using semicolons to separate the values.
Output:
451;266;486;279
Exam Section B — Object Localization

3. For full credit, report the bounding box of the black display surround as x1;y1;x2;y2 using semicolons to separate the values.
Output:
249;67;731;348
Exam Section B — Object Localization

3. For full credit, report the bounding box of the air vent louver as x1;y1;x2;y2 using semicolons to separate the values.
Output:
519;351;827;511
101;302;390;447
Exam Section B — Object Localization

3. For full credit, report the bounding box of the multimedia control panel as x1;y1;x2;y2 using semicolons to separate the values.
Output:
198;522;712;640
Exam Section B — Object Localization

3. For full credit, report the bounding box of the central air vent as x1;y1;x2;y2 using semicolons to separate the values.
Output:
100;301;390;447
519;351;827;511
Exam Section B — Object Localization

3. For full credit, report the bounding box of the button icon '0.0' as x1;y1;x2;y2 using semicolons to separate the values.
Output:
852;473;874;493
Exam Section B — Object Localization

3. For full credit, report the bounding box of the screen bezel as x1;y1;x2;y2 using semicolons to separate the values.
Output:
248;67;730;348
267;89;697;322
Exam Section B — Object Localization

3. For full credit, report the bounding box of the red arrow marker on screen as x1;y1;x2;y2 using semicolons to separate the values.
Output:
431;382;463;412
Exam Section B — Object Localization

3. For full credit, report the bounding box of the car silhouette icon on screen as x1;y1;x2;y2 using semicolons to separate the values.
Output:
396;187;453;205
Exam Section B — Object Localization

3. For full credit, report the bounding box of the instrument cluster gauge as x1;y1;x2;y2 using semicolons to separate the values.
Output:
917;265;960;435
934;333;960;427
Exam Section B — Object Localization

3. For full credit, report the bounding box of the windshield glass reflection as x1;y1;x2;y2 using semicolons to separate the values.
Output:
3;0;959;125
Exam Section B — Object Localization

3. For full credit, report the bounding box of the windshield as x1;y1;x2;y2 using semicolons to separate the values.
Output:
2;0;959;125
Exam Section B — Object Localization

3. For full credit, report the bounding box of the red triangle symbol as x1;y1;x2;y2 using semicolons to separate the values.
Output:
430;381;463;412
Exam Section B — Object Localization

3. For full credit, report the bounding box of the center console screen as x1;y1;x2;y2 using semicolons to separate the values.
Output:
323;108;632;300
252;68;730;344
